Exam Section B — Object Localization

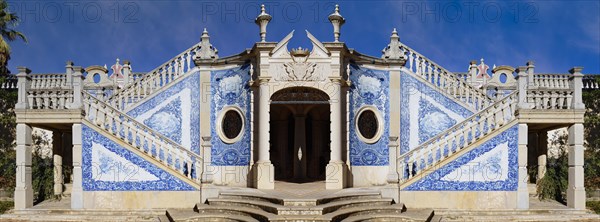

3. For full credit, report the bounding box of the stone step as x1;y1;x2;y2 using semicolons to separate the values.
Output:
207;198;281;215
1;212;161;222
166;208;259;222
193;203;276;221
341;209;434;222
218;192;284;205
317;192;382;205
318;198;394;214
323;204;408;221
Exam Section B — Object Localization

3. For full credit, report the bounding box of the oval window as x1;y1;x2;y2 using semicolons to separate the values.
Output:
355;106;383;144
358;110;378;139
218;107;245;144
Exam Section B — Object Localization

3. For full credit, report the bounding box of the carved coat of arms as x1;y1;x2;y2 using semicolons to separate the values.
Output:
280;47;320;81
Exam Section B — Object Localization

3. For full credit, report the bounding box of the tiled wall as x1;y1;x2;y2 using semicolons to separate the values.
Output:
349;64;390;166
210;65;252;166
403;124;519;191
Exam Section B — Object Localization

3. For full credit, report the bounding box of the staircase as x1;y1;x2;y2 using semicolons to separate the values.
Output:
166;189;434;222
106;42;202;110
82;91;203;185
399;42;495;111
398;91;518;183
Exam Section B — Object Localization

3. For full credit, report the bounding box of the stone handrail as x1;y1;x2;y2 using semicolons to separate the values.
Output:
397;91;518;182
1;75;18;89
26;88;74;109
106;42;202;110
532;73;570;89
399;43;495;110
527;89;573;109
82;91;202;182
29;73;70;89
583;75;599;89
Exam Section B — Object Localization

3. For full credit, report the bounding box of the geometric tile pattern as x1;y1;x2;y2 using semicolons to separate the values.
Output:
210;64;251;166
349;64;390;166
82;124;197;191
400;71;473;155
403;124;518;191
127;72;201;154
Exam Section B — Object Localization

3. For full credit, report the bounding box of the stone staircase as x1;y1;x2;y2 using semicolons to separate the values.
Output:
166;190;434;222
82;90;203;186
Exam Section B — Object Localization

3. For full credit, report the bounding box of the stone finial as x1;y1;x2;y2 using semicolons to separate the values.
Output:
197;28;219;60
381;28;405;61
255;4;272;42
569;66;584;75
328;4;345;42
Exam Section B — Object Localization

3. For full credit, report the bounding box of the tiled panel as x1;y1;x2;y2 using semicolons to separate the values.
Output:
403;124;518;191
82;124;196;191
210;65;251;166
400;72;473;155
127;72;201;154
349;64;390;166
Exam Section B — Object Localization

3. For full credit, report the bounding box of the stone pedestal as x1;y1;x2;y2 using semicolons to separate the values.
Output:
326;160;347;189
14;123;33;209
255;161;274;189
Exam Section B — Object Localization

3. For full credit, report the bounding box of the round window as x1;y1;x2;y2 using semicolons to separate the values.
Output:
355;106;383;144
217;106;245;144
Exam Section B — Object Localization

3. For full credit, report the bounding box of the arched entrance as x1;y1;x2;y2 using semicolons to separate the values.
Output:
270;87;330;183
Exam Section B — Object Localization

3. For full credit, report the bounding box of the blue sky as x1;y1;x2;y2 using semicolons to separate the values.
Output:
5;0;600;74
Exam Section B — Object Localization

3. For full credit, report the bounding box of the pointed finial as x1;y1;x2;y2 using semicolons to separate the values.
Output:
197;28;218;60
328;4;345;42
255;4;272;42
381;28;404;61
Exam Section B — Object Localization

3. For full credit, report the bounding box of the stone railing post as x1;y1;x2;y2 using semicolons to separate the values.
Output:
516;66;531;109
469;60;477;84
69;66;85;109
569;67;585;109
122;60;131;87
15;67;31;109
527;61;535;87
65;61;74;86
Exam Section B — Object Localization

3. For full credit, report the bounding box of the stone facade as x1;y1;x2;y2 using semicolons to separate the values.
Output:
8;4;592;213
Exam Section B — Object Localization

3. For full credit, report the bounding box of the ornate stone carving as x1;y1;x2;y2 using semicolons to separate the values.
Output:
283;61;318;81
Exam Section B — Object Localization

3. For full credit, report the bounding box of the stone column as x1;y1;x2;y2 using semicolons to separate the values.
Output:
15;67;31;109
71;124;83;209
517;123;529;209
255;78;274;189
537;131;548;181
567;123;586;209
293;115;307;180
14;123;33;209
326;78;346;189
570;67;585;109
52;131;64;196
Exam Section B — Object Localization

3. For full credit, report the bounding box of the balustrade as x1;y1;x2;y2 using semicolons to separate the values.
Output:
400;43;494;110
107;43;201;110
82;91;202;181
398;91;518;182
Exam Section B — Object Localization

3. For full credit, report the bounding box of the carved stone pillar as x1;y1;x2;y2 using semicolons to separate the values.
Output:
52;131;64;196
71;124;83;209
326;78;346;189
14;123;33;209
537;131;548;181
255;78;274;189
567;123;586;209
517;123;529;209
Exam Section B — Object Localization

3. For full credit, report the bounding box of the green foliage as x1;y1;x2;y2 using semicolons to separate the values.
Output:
31;133;55;204
0;201;13;214
583;82;600;190
537;133;569;203
587;201;600;214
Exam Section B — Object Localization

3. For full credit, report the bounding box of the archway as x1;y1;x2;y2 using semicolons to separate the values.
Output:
269;87;330;183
